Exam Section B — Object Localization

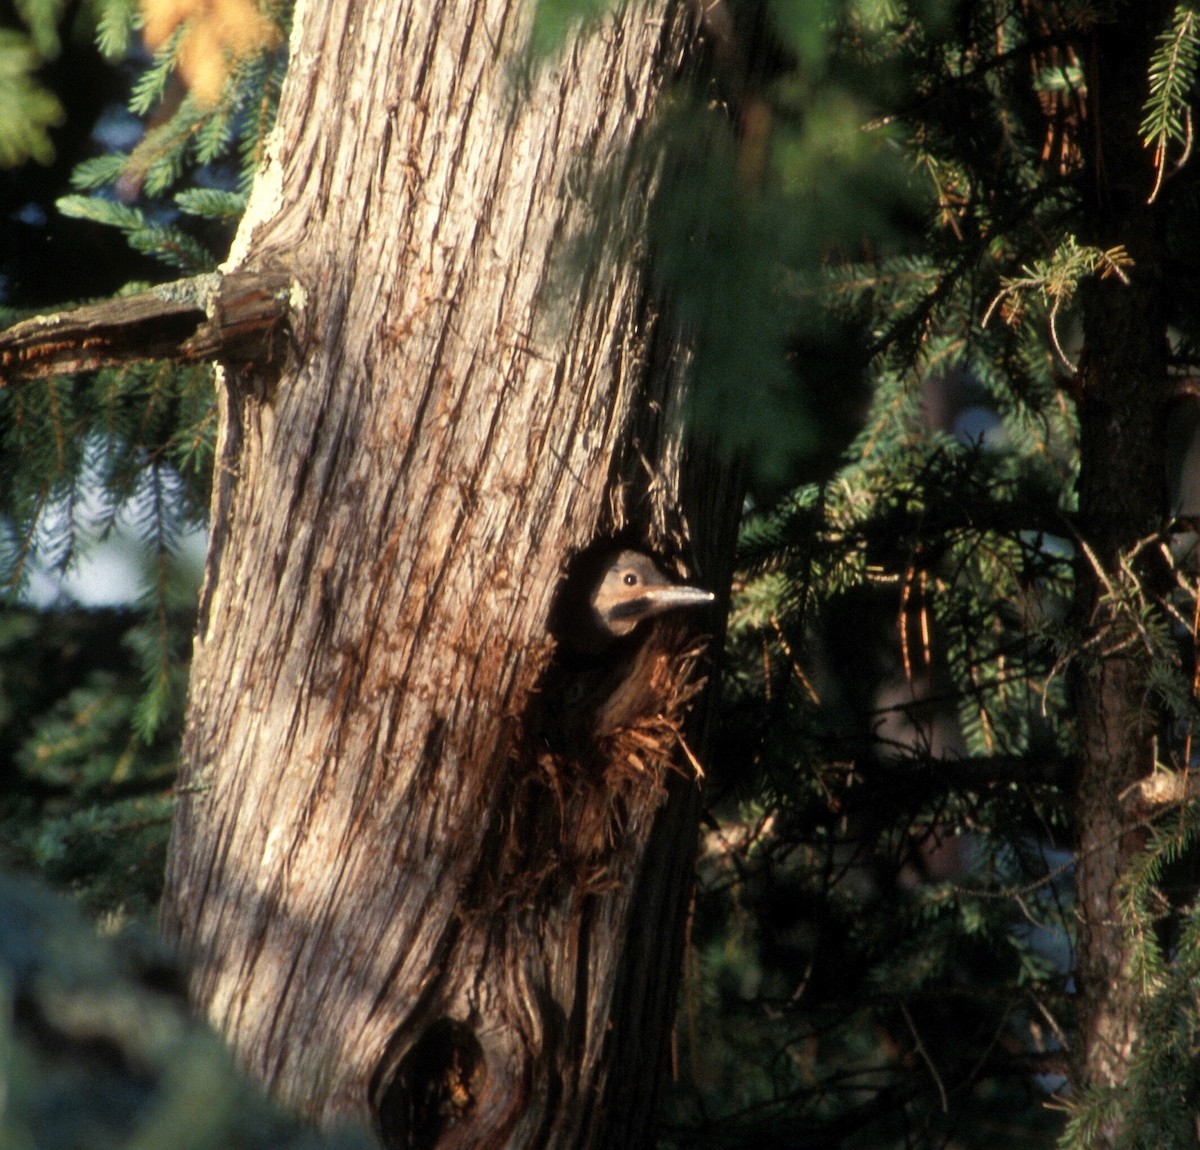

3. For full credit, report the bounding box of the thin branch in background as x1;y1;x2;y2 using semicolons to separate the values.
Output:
900;1002;948;1114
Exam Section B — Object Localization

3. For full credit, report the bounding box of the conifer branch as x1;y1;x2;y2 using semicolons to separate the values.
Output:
0;268;293;383
1141;4;1200;203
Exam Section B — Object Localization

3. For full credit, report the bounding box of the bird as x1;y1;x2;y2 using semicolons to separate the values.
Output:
537;547;716;756
548;547;715;656
587;549;715;645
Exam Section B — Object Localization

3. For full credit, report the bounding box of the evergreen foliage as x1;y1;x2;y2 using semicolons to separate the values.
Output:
644;2;1200;1147
1143;3;1200;203
0;872;373;1148
0;25;65;168
5;0;1200;1148
0;0;286;913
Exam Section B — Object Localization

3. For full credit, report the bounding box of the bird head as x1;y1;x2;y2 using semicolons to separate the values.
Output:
589;550;715;641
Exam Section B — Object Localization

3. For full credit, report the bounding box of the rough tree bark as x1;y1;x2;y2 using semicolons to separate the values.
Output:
1072;2;1173;1135
159;0;740;1146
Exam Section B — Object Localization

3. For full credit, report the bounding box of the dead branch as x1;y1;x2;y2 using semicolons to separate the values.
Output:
0;267;293;382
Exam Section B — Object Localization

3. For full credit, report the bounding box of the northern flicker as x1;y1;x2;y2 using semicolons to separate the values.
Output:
569;549;715;654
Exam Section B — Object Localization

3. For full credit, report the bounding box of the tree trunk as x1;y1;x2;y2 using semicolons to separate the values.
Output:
160;1;740;1145
1072;3;1172;1135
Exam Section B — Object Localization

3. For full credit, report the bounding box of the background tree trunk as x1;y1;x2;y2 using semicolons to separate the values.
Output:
1072;3;1172;1135
160;0;740;1145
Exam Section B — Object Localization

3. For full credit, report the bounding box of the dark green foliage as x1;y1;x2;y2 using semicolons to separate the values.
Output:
651;1;1200;1148
646;4;930;487
0;872;373;1149
666;366;1078;1145
0;0;286;914
0;607;183;915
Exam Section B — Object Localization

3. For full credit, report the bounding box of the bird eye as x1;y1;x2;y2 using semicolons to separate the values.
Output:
623;571;639;586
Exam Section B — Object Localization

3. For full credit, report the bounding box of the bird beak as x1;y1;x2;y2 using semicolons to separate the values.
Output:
605;585;716;624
